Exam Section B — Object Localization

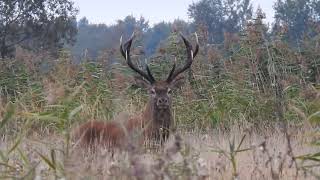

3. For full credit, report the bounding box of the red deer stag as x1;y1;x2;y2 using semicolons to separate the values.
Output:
74;33;199;149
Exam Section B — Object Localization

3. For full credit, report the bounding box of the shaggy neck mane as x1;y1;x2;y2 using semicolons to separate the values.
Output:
143;99;172;129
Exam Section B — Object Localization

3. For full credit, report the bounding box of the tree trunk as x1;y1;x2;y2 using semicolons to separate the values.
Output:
0;48;5;59
0;40;7;59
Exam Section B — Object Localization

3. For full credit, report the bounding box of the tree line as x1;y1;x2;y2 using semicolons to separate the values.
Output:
0;0;319;59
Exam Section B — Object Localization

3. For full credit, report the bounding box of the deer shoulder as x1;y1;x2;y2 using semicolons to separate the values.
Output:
74;32;199;149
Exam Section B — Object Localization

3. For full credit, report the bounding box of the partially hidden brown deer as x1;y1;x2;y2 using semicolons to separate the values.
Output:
73;32;199;149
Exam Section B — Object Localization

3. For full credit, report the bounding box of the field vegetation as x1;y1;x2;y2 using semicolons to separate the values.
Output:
0;0;320;179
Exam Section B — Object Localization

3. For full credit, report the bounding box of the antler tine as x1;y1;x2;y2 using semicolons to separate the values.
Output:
193;32;199;58
167;57;177;81
166;33;199;82
120;32;155;84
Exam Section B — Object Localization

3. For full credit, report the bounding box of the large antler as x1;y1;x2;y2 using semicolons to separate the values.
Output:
120;33;155;84
166;33;199;83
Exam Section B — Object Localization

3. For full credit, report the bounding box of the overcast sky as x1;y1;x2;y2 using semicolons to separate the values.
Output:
73;0;276;26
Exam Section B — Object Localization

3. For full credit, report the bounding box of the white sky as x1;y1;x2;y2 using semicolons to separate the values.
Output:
73;0;276;26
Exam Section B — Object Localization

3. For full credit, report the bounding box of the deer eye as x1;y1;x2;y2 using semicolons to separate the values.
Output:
167;88;172;94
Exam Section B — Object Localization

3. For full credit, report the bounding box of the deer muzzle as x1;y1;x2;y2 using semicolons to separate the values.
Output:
156;97;169;109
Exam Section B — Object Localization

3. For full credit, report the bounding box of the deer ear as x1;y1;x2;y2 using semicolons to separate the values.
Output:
133;76;151;89
170;76;185;89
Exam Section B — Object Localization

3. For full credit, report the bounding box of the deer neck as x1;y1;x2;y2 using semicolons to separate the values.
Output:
143;99;172;129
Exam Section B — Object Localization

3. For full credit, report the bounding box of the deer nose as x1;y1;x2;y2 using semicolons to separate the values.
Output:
157;98;168;106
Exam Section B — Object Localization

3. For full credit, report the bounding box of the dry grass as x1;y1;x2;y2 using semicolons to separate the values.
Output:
0;33;319;179
1;125;319;180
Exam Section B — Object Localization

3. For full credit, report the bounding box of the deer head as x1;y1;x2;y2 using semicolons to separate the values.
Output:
74;35;198;148
120;33;199;111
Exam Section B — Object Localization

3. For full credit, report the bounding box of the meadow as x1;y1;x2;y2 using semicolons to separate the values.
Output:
0;30;319;179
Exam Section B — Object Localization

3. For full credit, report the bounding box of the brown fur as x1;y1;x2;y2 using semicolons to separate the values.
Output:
74;33;199;149
73;121;126;148
75;81;176;148
73;93;172;149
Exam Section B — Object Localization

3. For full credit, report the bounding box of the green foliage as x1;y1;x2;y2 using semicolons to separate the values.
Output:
72;16;196;59
0;27;319;180
0;60;30;96
295;128;320;177
0;0;78;58
2;2;320;178
0;102;15;133
144;22;171;55
73;16;149;59
274;0;320;44
188;0;253;43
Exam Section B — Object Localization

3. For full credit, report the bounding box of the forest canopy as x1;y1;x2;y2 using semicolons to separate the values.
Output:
0;0;78;58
